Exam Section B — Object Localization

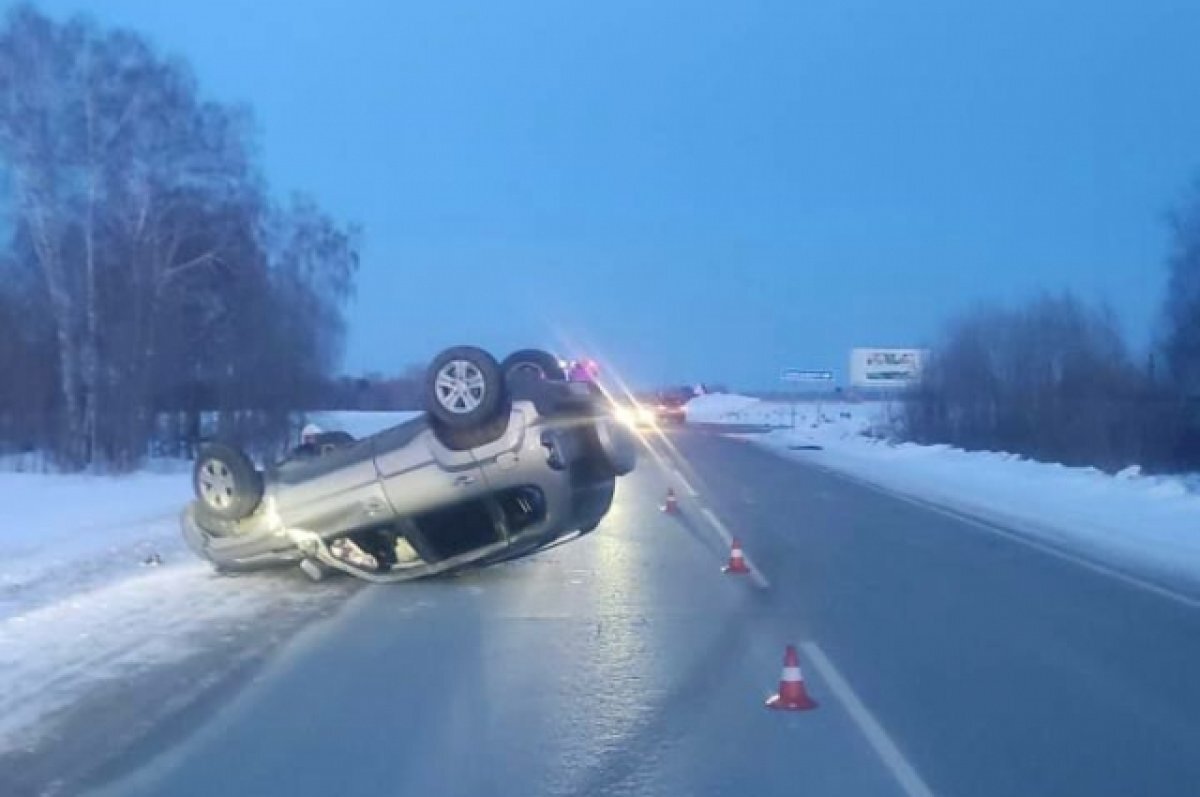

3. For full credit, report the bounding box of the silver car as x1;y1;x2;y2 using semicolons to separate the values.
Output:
181;346;637;582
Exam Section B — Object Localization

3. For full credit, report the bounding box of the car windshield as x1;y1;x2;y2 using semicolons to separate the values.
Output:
3;2;1200;796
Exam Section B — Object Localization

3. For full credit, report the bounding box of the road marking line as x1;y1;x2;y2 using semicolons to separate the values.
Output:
672;468;700;497
699;508;770;589
699;507;732;544
801;641;936;797
808;462;1200;612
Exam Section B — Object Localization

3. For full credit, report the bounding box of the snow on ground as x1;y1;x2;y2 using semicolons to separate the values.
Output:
0;410;414;756
0;562;346;756
683;392;763;422
0;472;193;619
306;410;421;439
0;468;339;758
693;394;1200;593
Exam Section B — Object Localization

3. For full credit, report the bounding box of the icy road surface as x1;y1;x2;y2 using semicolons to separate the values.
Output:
81;427;1200;797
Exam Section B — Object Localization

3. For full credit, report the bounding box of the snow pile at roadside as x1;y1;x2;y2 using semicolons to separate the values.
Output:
0;409;414;613
704;396;1200;593
0;470;269;752
0;472;194;616
307;410;421;439
686;393;896;432
685;394;771;424
0;409;415;753
0;561;344;754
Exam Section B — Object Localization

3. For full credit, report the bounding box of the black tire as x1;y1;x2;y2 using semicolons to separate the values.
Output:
193;443;263;521
424;346;506;429
433;411;512;452
501;349;566;385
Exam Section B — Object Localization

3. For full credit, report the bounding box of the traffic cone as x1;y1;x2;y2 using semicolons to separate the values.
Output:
766;644;817;711
661;488;679;514
723;538;751;574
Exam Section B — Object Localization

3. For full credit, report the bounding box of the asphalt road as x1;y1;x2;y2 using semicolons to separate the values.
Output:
87;428;1200;797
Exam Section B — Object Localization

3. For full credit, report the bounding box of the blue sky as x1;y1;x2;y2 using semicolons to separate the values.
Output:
26;0;1200;389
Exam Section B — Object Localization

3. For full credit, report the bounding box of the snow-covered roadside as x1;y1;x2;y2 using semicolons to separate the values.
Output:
1;472;192;616
0;564;349;756
306;410;420;439
0;468;337;764
688;394;1200;594
0;411;413;761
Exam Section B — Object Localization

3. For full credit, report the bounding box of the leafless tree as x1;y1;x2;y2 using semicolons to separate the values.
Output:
907;293;1145;470
0;5;359;469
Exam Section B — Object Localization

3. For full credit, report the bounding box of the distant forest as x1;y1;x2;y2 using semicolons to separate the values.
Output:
904;184;1200;473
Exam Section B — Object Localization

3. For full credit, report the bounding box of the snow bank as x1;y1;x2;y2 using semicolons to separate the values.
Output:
2;472;190;553
0;410;423;753
684;393;764;423
0;472;193;620
0;410;419;623
307;410;421;440
703;396;1200;593
0;470;237;752
0;562;342;753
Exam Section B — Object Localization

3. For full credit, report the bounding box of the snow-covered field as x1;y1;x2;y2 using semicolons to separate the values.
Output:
688;394;1200;594
0;411;414;758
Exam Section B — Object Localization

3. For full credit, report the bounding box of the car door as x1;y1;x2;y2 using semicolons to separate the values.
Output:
470;406;533;495
372;420;486;518
373;419;499;563
272;441;391;536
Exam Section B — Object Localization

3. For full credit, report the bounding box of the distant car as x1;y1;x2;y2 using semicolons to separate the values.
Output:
182;346;637;583
653;392;688;425
611;396;658;428
610;391;688;428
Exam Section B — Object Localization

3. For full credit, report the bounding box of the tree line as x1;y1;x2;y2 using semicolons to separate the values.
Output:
0;5;359;469
905;183;1200;473
315;368;428;413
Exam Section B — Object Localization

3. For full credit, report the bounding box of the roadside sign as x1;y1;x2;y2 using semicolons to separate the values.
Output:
848;348;926;388
780;368;834;430
781;368;833;382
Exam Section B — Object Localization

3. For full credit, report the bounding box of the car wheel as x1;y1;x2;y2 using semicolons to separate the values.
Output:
425;346;506;429
501;349;566;385
193;443;263;521
434;411;512;452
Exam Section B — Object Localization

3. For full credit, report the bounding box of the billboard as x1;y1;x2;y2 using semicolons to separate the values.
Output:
849;348;927;388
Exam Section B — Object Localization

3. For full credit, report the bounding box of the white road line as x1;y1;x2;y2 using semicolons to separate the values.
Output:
672;468;700;497
699;507;732;545
801;641;936;797
699;508;770;589
809;463;1200;612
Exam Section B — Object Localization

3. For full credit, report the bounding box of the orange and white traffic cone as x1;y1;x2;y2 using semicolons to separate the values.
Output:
766;644;817;711
723;538;751;574
661;488;679;514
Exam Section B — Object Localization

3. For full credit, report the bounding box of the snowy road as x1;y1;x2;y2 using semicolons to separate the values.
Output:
81;427;1200;797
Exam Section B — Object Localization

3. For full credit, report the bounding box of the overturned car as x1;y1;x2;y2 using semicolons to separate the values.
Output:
182;346;637;582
